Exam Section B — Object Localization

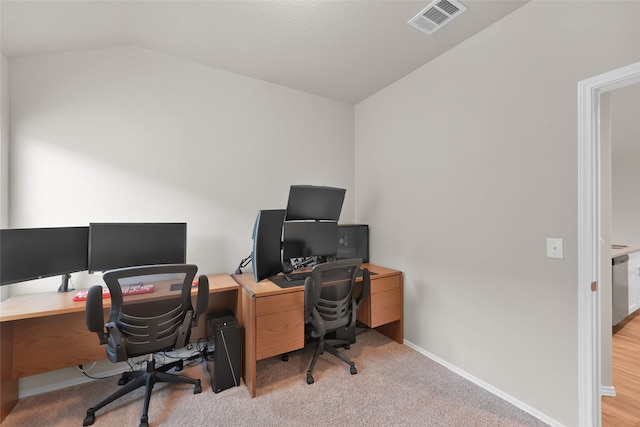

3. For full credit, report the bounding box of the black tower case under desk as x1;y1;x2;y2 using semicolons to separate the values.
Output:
207;311;242;393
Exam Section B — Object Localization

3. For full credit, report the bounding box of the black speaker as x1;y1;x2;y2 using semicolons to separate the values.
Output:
207;311;242;393
336;224;369;263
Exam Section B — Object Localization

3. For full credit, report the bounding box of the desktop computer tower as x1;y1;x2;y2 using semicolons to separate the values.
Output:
207;311;242;393
336;224;369;263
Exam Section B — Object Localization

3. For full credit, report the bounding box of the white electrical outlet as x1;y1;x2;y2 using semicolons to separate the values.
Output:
546;238;564;259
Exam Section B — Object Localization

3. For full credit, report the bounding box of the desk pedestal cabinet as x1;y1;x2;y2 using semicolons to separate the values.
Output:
234;263;402;398
0;274;239;423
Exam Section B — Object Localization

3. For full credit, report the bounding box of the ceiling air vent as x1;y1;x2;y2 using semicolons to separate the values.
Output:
408;0;467;35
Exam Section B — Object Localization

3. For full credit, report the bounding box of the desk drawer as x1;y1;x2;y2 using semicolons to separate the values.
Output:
371;275;401;294
357;275;402;328
256;292;302;316
255;292;304;360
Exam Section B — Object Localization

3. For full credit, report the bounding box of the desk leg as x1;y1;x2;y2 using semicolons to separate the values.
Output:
240;289;257;397
376;319;403;344
1;322;19;423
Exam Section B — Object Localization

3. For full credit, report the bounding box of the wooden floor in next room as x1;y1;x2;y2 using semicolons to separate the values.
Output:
602;310;640;427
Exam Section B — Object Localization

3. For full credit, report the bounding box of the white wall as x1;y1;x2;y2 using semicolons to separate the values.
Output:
1;54;8;228
611;84;640;245
1;54;9;302
354;1;640;425
9;46;354;296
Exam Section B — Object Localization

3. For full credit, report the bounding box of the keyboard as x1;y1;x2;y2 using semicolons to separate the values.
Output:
283;269;367;282
284;272;312;282
72;284;155;301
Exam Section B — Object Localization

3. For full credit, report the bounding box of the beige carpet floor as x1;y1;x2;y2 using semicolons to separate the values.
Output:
2;329;548;426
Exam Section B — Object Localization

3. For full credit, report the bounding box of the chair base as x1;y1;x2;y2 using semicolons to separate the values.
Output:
83;358;201;427
306;338;357;385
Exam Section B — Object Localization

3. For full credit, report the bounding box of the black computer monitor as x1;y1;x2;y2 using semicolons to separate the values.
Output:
251;210;286;282
88;223;187;273
285;185;345;221
282;221;338;261
0;226;89;291
336;224;369;263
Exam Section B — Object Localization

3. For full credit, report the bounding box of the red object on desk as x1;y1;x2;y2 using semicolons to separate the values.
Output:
72;284;155;301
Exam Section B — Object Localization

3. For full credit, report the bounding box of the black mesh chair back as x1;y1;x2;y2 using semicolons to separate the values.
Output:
101;264;198;361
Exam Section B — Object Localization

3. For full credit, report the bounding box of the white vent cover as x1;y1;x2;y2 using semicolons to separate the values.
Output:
408;0;467;35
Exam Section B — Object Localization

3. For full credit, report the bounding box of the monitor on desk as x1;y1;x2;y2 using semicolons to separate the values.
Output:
285;185;345;221
281;185;345;273
282;221;338;270
0;226;89;292
251;209;286;282
337;224;369;263
88;222;187;273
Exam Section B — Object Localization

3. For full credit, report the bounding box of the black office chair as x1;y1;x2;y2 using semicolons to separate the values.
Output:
304;258;370;385
83;264;209;427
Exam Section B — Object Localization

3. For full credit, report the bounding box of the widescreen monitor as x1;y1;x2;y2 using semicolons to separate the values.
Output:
285;185;345;221
251;209;286;282
282;221;338;261
336;224;369;263
0;226;89;291
88;222;187;273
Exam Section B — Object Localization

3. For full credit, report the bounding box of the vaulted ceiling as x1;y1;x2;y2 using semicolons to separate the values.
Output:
1;1;529;104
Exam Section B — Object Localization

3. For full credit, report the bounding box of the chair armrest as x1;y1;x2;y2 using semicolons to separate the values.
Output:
85;286;108;345
105;322;128;362
355;268;371;307
304;276;314;321
309;307;326;338
193;274;209;326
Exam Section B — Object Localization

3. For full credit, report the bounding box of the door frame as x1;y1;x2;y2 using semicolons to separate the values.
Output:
578;61;640;426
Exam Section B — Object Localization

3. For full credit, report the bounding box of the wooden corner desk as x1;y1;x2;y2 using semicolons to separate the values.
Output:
0;273;239;423
233;263;403;398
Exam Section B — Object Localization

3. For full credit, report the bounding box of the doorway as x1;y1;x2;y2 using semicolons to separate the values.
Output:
578;61;640;427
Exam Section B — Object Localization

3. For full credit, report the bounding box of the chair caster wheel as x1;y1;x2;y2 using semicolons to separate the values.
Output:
139;415;149;427
306;372;314;384
194;379;202;394
83;408;96;426
350;364;357;375
118;372;129;385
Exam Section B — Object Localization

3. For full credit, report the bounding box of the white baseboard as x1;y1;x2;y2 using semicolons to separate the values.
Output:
403;339;563;427
19;363;127;399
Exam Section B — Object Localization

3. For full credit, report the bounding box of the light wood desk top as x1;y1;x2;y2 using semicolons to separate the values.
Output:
236;263;401;297
0;273;237;322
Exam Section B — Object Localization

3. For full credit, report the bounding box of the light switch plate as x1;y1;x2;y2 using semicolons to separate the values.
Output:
546;238;564;259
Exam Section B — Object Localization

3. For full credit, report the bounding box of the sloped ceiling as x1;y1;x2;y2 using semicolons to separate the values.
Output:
1;1;529;104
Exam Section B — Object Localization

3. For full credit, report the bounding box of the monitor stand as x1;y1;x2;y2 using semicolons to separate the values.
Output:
58;273;72;293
